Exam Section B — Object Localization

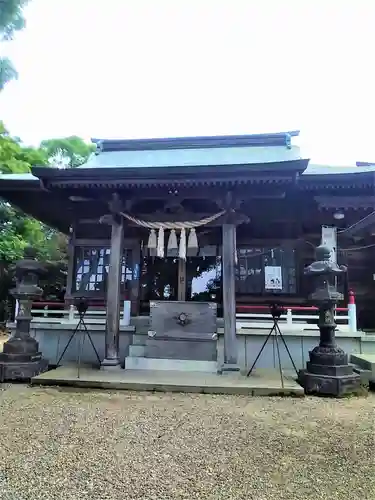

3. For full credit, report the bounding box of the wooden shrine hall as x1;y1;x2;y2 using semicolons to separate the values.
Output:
1;130;375;378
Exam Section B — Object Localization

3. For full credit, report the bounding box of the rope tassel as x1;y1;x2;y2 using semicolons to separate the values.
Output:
179;228;187;260
187;228;199;256
167;229;178;257
157;227;165;258
147;229;157;250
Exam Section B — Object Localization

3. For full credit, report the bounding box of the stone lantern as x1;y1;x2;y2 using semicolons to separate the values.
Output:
298;245;360;396
0;248;49;382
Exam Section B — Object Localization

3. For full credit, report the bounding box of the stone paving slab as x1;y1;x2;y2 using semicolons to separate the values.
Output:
31;365;304;396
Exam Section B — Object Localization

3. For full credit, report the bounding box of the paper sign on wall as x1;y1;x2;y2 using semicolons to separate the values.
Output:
265;266;283;290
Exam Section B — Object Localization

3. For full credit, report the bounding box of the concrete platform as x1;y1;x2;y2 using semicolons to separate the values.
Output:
31;365;304;397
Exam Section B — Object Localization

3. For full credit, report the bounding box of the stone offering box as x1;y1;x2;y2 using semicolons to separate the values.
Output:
149;301;217;340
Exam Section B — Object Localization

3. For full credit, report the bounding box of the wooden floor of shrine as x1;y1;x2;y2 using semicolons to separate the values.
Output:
31;365;304;397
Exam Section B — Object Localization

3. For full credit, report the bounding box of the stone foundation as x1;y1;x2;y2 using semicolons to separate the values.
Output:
0;358;49;382
298;370;361;396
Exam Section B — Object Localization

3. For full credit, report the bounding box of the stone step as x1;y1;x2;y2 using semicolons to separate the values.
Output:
350;354;375;376
124;356;218;373
131;318;150;336
128;345;146;357
352;366;373;384
131;334;148;346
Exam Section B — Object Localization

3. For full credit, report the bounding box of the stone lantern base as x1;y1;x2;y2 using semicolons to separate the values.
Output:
1;250;49;382
298;347;361;397
0;337;48;382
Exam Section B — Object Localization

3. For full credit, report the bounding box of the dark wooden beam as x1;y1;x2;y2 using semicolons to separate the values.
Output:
108;192;123;214
315;196;375;210
339;211;375;237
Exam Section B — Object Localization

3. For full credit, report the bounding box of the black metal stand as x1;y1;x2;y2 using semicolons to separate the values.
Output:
57;310;101;378
246;316;298;387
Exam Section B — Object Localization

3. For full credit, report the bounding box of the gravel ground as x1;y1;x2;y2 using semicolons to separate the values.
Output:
0;385;374;500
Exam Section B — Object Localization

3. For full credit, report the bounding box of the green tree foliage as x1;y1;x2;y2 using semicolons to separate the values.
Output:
0;0;29;90
0;122;47;172
0;122;70;320
0;121;50;264
0;205;65;263
0;57;18;90
40;136;96;168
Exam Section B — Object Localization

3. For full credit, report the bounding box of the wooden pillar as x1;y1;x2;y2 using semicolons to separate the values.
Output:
101;217;124;369
222;223;238;368
178;258;186;301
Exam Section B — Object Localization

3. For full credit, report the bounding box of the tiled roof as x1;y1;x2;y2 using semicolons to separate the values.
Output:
0;130;374;183
81;145;301;169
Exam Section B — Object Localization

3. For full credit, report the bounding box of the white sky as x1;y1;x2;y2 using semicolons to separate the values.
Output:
0;0;374;165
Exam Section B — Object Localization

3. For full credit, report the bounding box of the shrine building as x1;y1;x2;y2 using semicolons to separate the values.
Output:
1;131;375;374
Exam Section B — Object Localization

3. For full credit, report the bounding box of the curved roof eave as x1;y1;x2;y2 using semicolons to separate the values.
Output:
0;173;39;181
0;172;40;189
31;159;309;187
1;161;375;190
303;163;375;176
